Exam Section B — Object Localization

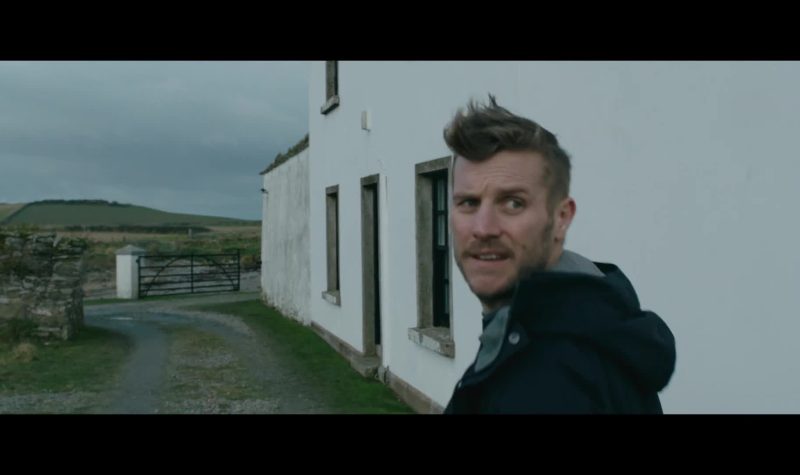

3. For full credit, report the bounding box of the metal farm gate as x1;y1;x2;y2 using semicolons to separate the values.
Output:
137;251;240;298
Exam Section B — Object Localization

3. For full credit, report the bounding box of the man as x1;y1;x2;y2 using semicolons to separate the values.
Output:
443;95;675;414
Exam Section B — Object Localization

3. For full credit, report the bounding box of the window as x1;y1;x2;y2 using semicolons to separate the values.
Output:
323;185;340;305
320;61;340;115
431;172;450;328
409;156;454;358
361;174;381;357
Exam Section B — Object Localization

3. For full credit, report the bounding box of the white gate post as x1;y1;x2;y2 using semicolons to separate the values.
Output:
115;245;146;299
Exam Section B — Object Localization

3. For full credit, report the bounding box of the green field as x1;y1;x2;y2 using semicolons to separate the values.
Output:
0;203;25;222
1;200;258;227
81;228;262;275
0;200;262;291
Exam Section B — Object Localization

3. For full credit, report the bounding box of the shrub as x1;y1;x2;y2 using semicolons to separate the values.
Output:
11;342;38;362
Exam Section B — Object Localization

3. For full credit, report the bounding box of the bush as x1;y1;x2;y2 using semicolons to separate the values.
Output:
11;342;38;362
241;254;261;271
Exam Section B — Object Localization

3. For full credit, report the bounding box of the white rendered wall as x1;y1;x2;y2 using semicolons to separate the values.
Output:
261;149;311;324
309;61;800;412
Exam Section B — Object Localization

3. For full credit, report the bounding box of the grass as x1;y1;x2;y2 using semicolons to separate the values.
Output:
0;326;131;395
0;203;25;222
78;227;261;276
3;201;256;227
2;201;262;284
188;300;414;414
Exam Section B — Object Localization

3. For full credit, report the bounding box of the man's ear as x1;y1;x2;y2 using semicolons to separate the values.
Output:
554;197;576;243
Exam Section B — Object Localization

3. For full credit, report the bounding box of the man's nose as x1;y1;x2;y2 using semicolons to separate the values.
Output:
472;204;501;240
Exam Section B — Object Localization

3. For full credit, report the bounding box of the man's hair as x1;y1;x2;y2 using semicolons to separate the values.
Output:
443;94;571;212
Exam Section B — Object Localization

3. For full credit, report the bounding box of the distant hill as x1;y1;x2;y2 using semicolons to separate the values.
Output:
0;200;259;227
0;203;26;222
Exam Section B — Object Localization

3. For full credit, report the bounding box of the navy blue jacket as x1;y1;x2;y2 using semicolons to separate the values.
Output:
444;263;676;414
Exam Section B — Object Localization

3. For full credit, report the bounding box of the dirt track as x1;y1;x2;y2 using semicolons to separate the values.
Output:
0;292;333;414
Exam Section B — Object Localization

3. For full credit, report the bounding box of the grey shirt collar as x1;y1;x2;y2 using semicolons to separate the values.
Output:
548;249;605;277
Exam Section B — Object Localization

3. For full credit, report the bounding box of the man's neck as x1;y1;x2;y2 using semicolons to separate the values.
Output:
545;246;564;270
481;299;510;314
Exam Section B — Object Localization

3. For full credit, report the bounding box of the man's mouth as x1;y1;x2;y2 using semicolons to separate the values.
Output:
471;252;510;261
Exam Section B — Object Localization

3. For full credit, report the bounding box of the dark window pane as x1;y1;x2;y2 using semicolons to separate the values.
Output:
436;214;446;247
435;177;446;211
326;61;338;100
429;170;450;329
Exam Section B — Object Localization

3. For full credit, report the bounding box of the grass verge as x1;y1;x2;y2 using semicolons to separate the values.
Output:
188;300;414;414
0;326;131;395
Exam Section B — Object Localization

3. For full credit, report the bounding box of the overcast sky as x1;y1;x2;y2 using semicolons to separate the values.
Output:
0;61;309;220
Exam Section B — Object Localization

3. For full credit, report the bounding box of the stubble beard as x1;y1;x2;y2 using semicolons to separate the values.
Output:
456;215;556;311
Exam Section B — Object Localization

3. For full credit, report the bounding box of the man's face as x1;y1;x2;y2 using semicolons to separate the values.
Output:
451;150;570;310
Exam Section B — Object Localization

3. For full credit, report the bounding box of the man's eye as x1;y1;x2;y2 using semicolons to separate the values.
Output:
459;199;478;207
506;199;523;210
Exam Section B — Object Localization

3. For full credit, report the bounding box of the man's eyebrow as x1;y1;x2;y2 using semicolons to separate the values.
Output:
452;187;531;198
452;192;477;200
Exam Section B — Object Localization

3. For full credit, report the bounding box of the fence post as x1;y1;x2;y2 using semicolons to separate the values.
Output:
190;254;194;294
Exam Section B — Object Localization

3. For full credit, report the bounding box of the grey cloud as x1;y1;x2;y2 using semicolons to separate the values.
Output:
0;61;309;219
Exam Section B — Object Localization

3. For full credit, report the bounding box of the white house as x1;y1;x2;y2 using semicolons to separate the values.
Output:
265;61;800;413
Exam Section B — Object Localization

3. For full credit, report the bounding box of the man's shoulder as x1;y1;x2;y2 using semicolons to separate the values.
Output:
512;261;641;325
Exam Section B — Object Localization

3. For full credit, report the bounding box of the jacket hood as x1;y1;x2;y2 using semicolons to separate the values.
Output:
510;263;676;392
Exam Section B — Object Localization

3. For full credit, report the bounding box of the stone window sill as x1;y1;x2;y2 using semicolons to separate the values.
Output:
408;326;455;358
320;95;340;115
322;290;341;306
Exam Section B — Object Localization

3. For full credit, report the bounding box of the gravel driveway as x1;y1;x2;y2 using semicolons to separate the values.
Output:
1;292;333;414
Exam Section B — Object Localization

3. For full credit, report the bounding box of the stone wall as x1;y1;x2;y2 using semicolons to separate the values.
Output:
0;231;88;340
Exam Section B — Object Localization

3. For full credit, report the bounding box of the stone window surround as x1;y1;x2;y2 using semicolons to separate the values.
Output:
360;174;380;357
322;184;341;306
321;61;340;115
410;156;455;358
